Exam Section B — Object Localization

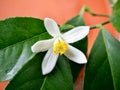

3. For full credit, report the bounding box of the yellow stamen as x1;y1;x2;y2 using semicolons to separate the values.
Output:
53;41;68;55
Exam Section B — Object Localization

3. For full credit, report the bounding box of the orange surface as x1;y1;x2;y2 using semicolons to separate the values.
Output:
0;0;119;90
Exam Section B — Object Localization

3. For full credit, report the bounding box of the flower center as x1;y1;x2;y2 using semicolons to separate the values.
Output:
53;40;68;55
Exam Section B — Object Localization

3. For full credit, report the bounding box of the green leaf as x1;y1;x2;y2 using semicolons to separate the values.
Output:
0;12;87;90
110;0;120;32
83;29;120;90
0;17;51;81
65;15;84;27
63;8;87;82
5;54;73;90
64;5;85;27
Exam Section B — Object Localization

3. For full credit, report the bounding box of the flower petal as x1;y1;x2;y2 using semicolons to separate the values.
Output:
31;39;54;53
62;26;89;43
42;48;59;75
44;18;60;37
64;45;87;64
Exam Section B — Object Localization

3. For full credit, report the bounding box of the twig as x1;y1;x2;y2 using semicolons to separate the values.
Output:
90;20;110;30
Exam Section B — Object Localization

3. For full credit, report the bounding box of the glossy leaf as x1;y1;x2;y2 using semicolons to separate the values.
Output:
0;15;87;90
0;17;74;90
102;29;120;90
110;0;120;32
84;29;120;90
0;17;50;81
5;54;73;90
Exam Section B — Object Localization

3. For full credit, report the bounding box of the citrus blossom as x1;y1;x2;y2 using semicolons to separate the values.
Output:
31;18;90;75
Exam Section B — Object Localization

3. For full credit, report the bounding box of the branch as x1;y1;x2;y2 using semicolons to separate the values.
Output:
90;20;110;30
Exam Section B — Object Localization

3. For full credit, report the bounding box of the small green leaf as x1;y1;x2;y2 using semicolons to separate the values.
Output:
5;54;73;90
65;15;84;27
83;29;120;90
110;0;120;32
0;17;50;81
60;24;74;33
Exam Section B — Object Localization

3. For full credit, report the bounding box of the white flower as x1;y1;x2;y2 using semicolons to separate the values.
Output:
31;18;90;75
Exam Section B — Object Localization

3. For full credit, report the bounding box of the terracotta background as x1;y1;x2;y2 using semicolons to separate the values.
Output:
0;0;119;90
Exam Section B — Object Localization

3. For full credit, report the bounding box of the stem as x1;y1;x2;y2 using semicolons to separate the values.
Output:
87;11;110;17
90;20;110;30
85;6;110;17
